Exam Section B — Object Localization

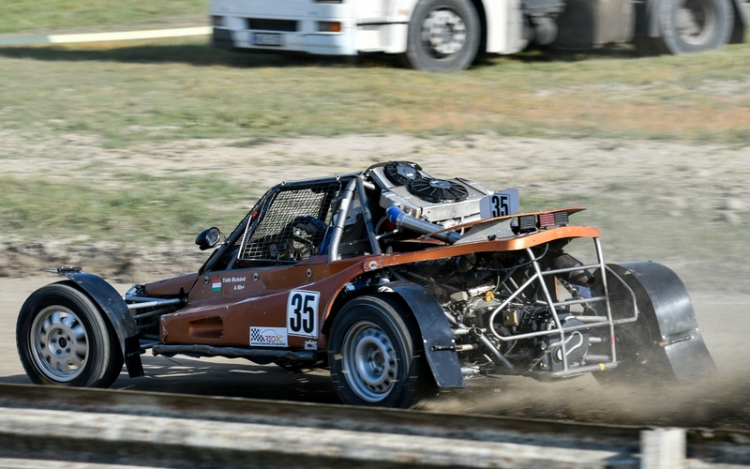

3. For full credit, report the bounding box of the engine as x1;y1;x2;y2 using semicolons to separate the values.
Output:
392;250;595;378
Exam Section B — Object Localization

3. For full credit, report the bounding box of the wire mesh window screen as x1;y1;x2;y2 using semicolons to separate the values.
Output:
241;182;340;263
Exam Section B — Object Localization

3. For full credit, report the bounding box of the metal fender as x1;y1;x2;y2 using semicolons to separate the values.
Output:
60;272;144;378
381;282;466;389
607;262;715;384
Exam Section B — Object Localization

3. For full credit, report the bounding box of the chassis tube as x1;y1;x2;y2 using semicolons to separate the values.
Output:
328;178;357;262
355;176;381;256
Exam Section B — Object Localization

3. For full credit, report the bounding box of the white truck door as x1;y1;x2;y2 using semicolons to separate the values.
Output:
354;0;390;19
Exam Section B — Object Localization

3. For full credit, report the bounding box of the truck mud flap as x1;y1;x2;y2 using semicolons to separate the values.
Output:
607;262;715;384
384;282;465;389
60;272;144;378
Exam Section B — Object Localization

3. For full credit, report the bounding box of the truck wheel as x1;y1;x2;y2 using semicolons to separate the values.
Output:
328;295;432;408
658;0;733;53
405;0;481;72
16;283;123;388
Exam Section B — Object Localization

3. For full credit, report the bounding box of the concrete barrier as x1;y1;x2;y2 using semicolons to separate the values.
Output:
0;27;211;46
0;384;747;468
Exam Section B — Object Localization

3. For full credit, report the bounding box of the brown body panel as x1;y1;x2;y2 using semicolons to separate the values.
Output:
161;258;364;348
145;273;200;297
159;225;601;350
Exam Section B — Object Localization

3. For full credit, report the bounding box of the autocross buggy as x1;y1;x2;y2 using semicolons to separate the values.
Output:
16;162;715;408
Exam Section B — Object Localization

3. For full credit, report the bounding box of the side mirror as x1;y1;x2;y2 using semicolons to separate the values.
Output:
195;227;222;251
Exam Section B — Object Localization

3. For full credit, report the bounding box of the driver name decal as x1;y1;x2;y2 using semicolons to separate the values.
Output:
250;327;288;347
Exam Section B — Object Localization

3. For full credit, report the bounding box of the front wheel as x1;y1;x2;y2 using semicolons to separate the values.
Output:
328;295;433;408
405;0;481;72
16;283;123;388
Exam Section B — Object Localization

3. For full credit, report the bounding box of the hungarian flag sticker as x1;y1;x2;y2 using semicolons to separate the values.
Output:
212;279;222;292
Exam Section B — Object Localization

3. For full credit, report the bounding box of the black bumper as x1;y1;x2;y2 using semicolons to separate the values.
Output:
212;27;235;50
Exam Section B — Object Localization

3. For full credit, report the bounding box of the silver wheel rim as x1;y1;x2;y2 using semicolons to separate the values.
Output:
675;0;716;46
342;321;398;403
421;9;467;57
30;306;89;382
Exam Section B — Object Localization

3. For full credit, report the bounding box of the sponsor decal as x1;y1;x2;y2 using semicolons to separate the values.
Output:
250;327;288;347
211;280;222;292
304;339;318;351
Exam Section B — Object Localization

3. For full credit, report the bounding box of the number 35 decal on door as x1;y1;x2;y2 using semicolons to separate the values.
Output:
287;290;320;338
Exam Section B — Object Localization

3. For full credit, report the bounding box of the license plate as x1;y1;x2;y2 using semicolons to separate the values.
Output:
252;32;284;46
480;189;520;219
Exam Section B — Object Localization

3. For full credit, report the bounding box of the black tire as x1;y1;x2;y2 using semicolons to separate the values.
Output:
328;295;433;408
657;0;733;54
593;300;670;386
16;283;123;388
405;0;481;72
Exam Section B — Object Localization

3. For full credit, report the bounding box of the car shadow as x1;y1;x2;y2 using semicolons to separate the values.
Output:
0;42;642;69
0;356;341;405
0;43;374;69
475;44;642;67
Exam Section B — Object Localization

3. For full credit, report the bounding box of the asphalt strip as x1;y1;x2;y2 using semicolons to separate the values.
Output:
0;26;211;46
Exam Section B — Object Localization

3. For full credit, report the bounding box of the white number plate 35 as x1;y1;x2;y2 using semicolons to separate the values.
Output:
287;290;320;338
480;189;520;219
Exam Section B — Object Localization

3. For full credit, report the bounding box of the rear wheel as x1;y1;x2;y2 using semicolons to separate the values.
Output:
328;295;432;408
16;283;123;388
594;303;664;385
405;0;481;72
658;0;733;53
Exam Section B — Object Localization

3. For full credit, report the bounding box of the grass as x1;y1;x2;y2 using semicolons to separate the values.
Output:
0;0;206;34
0;167;740;264
0;38;749;148
0;174;256;244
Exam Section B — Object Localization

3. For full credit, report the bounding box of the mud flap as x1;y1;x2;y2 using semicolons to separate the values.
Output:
607;262;715;384
60;272;144;378
384;282;465;389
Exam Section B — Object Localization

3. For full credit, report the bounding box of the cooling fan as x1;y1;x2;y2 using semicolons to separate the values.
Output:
407;177;469;204
384;162;421;186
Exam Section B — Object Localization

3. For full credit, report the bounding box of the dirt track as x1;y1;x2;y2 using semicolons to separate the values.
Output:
2;134;750;429
2;277;750;429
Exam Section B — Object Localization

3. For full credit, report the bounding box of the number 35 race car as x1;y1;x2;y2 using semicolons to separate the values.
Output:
16;162;716;408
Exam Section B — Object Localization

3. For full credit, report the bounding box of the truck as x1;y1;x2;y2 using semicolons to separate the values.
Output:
209;0;748;71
